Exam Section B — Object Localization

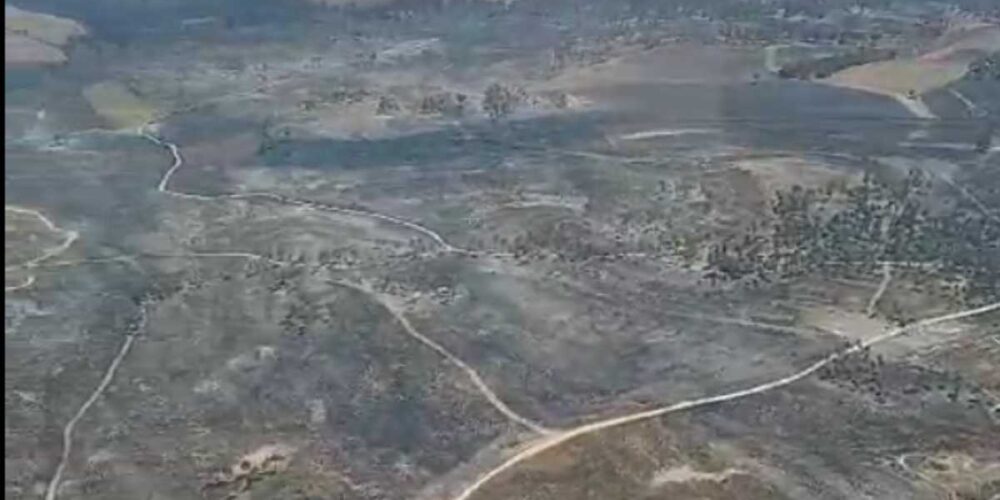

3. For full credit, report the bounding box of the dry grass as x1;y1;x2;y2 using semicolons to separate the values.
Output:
827;58;970;96
915;452;1000;499
826;24;999;99
922;23;1000;62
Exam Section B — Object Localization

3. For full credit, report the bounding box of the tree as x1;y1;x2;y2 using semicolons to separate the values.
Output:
483;83;523;121
376;95;400;116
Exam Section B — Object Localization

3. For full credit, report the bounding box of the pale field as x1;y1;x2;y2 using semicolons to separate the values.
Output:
4;6;86;66
540;44;762;91
828;58;971;96
5;33;67;65
5;5;86;46
826;24;999;98
83;81;157;129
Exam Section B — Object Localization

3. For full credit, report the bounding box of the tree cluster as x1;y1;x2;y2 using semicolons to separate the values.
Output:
419;92;468;117
966;51;1000;81
778;48;896;79
706;169;1000;303
482;83;526;121
818;346;994;411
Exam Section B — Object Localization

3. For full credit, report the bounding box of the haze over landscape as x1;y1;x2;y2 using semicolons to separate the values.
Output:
5;0;1000;499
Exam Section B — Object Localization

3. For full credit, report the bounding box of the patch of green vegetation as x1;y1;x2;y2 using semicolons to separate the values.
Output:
83;81;155;129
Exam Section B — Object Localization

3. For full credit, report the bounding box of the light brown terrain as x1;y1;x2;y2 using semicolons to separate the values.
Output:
4;5;86;66
826;22;999;117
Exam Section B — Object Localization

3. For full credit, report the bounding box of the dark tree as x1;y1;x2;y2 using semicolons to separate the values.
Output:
483;83;523;121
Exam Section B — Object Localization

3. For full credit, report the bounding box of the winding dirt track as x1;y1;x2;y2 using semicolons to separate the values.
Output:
5;206;80;271
140;126;467;253
38;248;294;499
332;280;552;435
31;115;999;500
141;127;543;433
5;275;37;292
137;127;543;430
44;302;150;500
449;301;1000;500
5;205;80;292
34;124;472;499
867;262;893;317
949;88;981;117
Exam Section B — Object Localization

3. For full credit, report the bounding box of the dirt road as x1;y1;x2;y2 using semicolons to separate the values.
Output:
449;301;1000;500
44;302;150;500
764;44;786;73
142;128;543;432
867;263;893;317
949;88;982;117
5;205;80;292
332;280;552;435
5;275;37;292
141;126;468;253
143;127;545;431
5;206;79;271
